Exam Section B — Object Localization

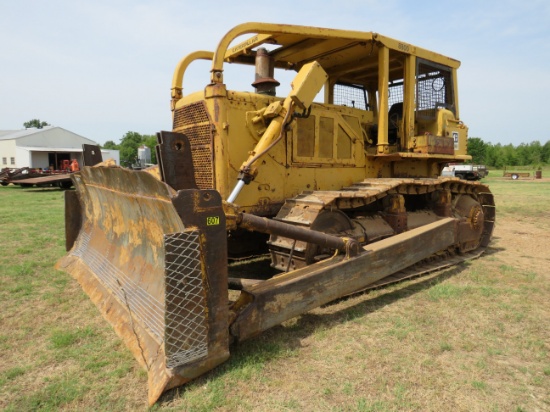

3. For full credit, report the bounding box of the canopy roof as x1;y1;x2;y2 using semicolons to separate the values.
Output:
215;23;460;85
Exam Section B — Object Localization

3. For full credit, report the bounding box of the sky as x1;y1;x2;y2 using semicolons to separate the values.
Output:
1;0;549;146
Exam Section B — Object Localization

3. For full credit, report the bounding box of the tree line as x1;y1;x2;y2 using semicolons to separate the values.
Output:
465;138;550;168
102;131;157;167
24;119;50;129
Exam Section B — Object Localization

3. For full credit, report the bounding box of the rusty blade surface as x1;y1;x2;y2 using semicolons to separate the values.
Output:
56;166;189;404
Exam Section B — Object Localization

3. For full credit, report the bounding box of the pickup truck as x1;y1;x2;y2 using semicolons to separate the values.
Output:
441;164;488;180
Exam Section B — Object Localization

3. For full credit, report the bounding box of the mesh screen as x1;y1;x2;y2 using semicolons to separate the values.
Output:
71;231;164;340
416;61;453;118
173;101;214;189
173;101;210;128
164;230;208;368
72;228;210;370
388;80;404;108
333;84;368;109
183;124;214;147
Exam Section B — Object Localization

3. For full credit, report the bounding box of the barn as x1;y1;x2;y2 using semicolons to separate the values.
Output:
0;126;119;170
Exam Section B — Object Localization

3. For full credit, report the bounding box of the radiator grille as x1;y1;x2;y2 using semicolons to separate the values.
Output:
173;101;214;189
184;124;213;146
173;101;210;127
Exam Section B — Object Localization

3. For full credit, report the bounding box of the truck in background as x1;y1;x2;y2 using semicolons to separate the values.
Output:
441;163;488;180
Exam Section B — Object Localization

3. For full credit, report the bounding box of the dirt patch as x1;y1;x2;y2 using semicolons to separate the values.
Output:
492;216;550;272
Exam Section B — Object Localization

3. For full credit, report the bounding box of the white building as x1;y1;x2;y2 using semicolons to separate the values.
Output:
0;126;119;170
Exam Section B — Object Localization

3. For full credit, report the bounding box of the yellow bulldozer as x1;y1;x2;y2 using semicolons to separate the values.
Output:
56;23;495;405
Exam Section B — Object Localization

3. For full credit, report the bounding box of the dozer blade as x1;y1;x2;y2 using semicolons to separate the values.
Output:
56;166;229;405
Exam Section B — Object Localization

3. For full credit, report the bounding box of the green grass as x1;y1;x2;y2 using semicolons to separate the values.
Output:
49;326;96;349
481;172;550;221
8;376;91;411
1;178;550;411
426;282;471;301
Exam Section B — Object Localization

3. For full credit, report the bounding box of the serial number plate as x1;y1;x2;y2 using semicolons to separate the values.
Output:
206;216;220;226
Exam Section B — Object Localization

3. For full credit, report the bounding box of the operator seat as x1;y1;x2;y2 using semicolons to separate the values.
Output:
388;102;403;145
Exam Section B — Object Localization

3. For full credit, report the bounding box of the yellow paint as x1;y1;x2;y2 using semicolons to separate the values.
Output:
171;22;474;209
58;23;484;406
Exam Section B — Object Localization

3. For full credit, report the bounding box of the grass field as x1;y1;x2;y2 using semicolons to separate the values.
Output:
1;176;549;411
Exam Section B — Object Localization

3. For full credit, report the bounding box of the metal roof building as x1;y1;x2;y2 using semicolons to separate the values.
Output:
0;126;119;170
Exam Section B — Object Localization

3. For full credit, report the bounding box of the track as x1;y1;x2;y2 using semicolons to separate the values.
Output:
268;177;495;287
